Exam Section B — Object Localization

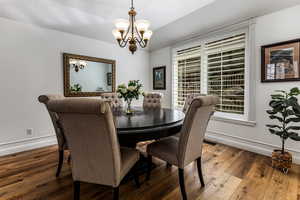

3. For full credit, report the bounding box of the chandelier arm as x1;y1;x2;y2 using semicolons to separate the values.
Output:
120;36;131;47
120;23;131;41
134;37;147;48
134;27;144;42
119;39;128;48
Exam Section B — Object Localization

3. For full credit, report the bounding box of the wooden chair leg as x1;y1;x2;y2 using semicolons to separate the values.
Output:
56;150;64;177
74;181;80;200
146;155;152;181
166;162;172;168
132;165;140;188
67;154;72;164
113;187;119;200
196;157;205;187
178;168;187;200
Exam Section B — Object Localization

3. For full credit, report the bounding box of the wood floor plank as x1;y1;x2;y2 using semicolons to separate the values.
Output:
0;144;299;200
229;155;274;200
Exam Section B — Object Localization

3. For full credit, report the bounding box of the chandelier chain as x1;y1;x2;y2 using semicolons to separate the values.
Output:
131;0;134;9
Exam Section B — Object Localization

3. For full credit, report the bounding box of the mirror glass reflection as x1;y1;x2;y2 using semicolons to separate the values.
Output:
69;59;113;93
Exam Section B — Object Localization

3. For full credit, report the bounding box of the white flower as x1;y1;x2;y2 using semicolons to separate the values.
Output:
128;86;136;92
119;84;126;88
121;88;127;93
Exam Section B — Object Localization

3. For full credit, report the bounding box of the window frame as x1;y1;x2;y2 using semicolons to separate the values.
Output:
171;23;256;124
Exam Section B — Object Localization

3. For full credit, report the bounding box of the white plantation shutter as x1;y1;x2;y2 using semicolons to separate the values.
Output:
173;46;201;108
205;33;246;114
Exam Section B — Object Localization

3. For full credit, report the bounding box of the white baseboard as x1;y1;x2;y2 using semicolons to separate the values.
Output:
1;130;299;165
206;130;300;164
0;135;57;156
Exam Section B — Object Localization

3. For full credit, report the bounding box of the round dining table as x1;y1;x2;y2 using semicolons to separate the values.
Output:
113;107;185;147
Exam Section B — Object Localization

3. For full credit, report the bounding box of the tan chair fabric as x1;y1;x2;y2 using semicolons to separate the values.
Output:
147;95;219;169
100;93;123;109
143;92;163;108
38;95;67;150
182;94;205;113
48;98;139;187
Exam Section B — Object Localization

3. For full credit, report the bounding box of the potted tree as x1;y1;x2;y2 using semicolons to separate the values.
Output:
266;87;300;173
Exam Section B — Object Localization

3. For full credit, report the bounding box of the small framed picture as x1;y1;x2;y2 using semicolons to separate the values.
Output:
261;39;300;82
153;66;166;90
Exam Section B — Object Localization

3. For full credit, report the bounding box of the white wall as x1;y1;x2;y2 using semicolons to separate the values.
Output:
149;47;172;108
150;5;300;163
0;17;150;155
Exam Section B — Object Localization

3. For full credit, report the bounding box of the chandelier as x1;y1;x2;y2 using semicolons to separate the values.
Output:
70;59;87;72
112;0;153;54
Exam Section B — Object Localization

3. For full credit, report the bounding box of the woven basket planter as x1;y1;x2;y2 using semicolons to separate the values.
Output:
271;150;292;173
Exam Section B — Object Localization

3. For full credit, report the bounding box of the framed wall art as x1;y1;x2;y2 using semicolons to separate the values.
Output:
261;39;300;82
153;66;166;90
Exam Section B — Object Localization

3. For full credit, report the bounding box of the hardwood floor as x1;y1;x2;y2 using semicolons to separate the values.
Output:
0;143;299;200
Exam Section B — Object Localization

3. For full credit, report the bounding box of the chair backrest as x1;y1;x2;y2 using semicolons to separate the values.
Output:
48;98;122;187
182;93;205;113
178;95;219;168
100;93;123;109
143;92;163;108
38;95;66;150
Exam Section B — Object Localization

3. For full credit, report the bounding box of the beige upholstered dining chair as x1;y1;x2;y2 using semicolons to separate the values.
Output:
48;98;140;200
143;92;163;108
182;93;205;113
146;95;219;200
38;94;68;177
100;93;123;109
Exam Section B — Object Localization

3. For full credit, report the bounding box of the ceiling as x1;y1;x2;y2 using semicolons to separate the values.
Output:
0;0;215;43
0;0;300;51
149;0;300;51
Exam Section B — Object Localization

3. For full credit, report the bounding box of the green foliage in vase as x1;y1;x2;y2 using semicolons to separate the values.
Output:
117;80;143;102
266;87;300;154
70;84;82;92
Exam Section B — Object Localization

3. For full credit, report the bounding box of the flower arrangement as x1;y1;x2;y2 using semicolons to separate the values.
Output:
117;80;143;114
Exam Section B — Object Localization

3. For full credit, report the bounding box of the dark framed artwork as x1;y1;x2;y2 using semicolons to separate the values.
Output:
153;66;166;90
261;39;300;82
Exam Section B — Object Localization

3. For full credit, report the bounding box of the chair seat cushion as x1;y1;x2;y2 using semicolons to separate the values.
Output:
120;147;140;179
147;136;179;166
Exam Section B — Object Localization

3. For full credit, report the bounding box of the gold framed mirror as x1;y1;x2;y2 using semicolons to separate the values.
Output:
63;53;116;97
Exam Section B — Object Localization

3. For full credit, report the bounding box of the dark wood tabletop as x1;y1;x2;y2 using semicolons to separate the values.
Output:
113;107;185;146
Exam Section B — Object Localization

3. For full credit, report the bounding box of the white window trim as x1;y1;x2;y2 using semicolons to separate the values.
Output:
171;19;257;125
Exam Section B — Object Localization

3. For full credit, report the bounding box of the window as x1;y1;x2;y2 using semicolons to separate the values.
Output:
173;46;201;108
173;33;246;116
205;33;246;114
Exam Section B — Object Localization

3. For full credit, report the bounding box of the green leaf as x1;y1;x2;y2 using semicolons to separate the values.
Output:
289;133;300;141
268;128;276;134
270;100;283;108
274;90;287;94
266;110;277;115
286;117;300;123
271;94;284;100
287;131;297;137
268;128;284;136
290;87;300;96
286;109;295;116
287;126;300;130
269;115;283;122
287;97;298;106
292;105;300;114
266;124;282;129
